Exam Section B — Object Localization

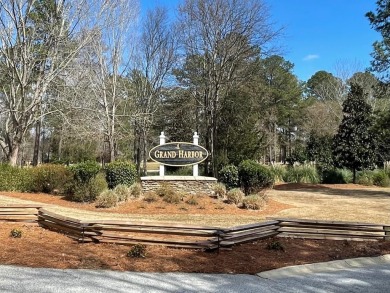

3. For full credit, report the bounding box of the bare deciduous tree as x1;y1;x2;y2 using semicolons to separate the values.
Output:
0;0;109;165
131;7;177;174
82;0;139;163
177;0;281;175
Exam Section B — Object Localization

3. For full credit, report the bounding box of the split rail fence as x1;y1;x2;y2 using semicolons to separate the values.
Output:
1;205;389;250
0;205;41;223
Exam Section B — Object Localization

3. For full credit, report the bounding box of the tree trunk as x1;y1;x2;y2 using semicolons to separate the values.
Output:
133;126;141;174
32;120;41;166
109;137;115;163
142;129;148;176
353;168;356;184
204;106;213;176
8;144;19;167
58;127;63;161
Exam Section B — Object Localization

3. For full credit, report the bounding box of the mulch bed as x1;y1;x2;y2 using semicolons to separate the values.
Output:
2;222;390;274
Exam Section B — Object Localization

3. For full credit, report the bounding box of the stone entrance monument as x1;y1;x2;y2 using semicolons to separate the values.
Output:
141;132;217;195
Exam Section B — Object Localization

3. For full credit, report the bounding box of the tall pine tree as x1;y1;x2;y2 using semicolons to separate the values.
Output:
366;0;390;81
333;84;377;183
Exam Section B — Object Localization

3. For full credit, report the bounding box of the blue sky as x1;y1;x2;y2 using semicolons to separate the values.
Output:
269;1;381;81
141;0;381;82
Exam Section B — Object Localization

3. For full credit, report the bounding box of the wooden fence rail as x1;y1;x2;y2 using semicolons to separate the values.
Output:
273;218;388;241
1;205;389;249
0;205;41;222
83;220;222;249
220;221;280;247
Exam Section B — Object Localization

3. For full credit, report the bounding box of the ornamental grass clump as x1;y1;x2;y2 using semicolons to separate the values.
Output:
114;184;131;202
269;164;287;183
242;194;266;210
95;190;118;208
10;228;22;238
130;182;142;198
163;191;183;204
226;188;244;205
212;182;227;198
185;195;199;206
267;240;284;251
285;164;320;184
156;183;175;197
356;170;374;186
127;244;147;258
143;192;159;203
372;170;390;187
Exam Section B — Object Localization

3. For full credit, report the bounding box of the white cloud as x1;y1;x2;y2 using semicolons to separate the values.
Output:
303;54;319;61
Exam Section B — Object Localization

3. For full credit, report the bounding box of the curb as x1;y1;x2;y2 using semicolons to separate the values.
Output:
257;254;390;280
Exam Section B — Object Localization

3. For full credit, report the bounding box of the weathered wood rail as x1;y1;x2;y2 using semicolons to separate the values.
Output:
1;205;389;249
85;220;221;249
274;218;387;241
0;205;41;222
219;221;279;247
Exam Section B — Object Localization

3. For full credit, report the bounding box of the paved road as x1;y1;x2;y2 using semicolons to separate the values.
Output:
1;260;390;293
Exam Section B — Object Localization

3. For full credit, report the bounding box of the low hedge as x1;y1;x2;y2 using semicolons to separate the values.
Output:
0;164;32;192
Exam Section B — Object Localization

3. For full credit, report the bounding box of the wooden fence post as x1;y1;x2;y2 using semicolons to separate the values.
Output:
384;226;390;241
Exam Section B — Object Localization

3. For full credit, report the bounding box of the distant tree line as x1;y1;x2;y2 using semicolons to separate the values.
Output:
0;0;389;178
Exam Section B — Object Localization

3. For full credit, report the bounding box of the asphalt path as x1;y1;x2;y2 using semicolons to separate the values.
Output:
1;262;390;293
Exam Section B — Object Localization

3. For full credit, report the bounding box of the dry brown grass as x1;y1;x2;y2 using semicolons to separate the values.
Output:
1;183;390;226
268;183;390;224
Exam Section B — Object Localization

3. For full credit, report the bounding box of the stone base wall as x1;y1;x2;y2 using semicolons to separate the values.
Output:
140;176;218;196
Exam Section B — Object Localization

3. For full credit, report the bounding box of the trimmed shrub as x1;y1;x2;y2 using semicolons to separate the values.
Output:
130;182;142;198
29;164;73;194
226;188;244;205
321;168;353;184
242;194;266;210
114;184;131;202
68;183;89;202
356;170;374;186
238;160;273;195
0;164;32;192
89;172;109;198
372;170;390;187
143;192;159;203
285;164;320;184
70;161;100;184
69;172;108;202
218;165;239;190
212;182;227;198
105;161;137;189
95;190;118;208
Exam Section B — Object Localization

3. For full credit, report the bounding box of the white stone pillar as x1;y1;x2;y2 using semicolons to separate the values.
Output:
159;132;166;176
193;132;199;177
